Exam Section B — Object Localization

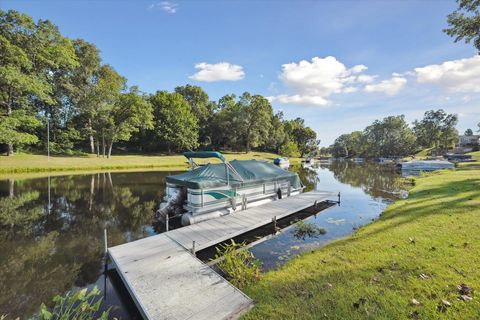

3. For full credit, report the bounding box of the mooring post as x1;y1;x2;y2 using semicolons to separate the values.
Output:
165;214;169;232
272;216;277;232
192;240;196;255
338;192;341;204
314;200;318;209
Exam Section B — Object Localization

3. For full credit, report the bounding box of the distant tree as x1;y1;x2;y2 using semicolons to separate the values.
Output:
174;84;213;145
465;128;474;136
149;91;199;153
284;118;319;157
237;92;272;153
279;141;300;157
413;109;458;151
0;10;73;155
70;39;102;154
444;0;480;52
102;87;153;157
363;115;417;158
90;65;126;157
266;111;287;153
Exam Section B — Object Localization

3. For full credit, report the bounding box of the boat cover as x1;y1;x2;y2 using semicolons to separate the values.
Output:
167;159;302;189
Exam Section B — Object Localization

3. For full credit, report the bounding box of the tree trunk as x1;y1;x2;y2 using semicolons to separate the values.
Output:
7;97;13;156
96;137;100;157
107;140;113;158
102;131;106;158
88;119;95;154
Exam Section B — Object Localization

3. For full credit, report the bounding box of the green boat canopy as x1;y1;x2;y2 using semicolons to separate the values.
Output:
184;151;226;162
167;159;302;189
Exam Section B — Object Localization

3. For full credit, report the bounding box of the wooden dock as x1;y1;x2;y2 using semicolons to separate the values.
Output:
108;191;335;320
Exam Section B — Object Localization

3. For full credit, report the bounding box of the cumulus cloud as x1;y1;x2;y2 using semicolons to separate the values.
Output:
414;55;480;93
268;94;330;107
364;76;407;96
148;1;178;13
270;56;375;106
189;62;245;82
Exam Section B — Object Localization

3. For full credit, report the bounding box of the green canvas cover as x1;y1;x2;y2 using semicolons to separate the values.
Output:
184;151;226;162
167;159;302;189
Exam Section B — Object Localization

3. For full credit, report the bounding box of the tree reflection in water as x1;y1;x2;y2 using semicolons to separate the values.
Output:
0;171;170;318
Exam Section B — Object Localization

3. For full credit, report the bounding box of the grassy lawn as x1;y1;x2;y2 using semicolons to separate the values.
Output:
0;151;300;176
243;154;480;319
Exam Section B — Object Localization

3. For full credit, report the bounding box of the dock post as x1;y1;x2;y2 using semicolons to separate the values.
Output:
192;241;196;255
314;200;318;209
338;192;341;204
104;228;108;256
165;214;169;232
272;216;277;232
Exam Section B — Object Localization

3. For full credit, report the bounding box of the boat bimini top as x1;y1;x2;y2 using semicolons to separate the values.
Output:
167;151;302;190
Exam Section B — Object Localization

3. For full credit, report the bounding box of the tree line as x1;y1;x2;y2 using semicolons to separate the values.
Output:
0;10;319;158
325;110;464;158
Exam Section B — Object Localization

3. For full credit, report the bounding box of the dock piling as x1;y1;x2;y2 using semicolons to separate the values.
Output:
104;228;108;256
338;192;341;204
272;216;277;232
192;240;196;255
166;214;169;232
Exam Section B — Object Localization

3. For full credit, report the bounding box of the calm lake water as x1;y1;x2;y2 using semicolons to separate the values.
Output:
0;161;406;319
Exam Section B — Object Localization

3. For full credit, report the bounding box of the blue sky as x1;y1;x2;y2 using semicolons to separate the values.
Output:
2;0;479;145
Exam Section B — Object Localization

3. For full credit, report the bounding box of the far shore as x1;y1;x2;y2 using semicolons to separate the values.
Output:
0;152;302;179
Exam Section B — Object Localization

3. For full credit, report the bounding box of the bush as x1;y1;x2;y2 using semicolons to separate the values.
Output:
214;240;261;290
33;287;110;320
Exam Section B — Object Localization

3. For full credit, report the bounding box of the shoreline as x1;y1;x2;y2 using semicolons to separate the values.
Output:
0;152;302;179
242;153;480;319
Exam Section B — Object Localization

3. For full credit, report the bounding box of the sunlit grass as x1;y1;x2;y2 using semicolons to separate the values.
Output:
0;151;301;177
243;158;480;319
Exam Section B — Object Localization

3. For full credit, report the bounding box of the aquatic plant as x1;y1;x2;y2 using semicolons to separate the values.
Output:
214;240;261;290
32;287;110;320
292;220;327;240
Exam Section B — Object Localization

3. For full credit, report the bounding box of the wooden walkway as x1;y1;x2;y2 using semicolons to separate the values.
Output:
108;191;334;320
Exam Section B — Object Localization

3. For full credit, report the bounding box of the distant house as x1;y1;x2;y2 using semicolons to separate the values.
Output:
458;135;480;146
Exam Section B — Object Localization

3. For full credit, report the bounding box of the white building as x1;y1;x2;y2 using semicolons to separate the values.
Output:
458;135;480;146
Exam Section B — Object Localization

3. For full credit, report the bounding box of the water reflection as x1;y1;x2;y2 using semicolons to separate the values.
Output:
0;171;176;318
251;162;405;270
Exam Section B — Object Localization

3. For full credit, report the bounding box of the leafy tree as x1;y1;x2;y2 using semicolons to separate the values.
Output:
465;128;474;136
0;10;51;155
0;110;41;151
279;140;300;157
413;109;458;152
444;0;480;52
87;65;126;156
266;111;287;153
149;91;199;153
363;115;417;158
174;84;214;145
237;92;272;152
102;87;153;157
70;39;102;154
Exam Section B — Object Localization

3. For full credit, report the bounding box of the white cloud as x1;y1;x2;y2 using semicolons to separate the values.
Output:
189;62;245;82
148;1;178;13
271;56;375;106
268;94;330;107
364;76;407;96
414;55;480;93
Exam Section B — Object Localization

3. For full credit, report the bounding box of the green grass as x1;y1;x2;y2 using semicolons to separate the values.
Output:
243;154;480;319
0;152;301;177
